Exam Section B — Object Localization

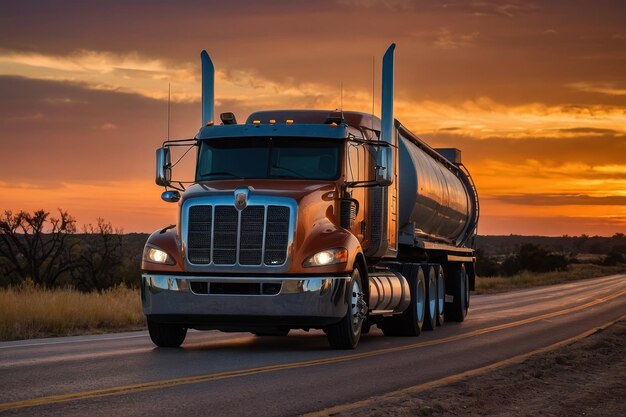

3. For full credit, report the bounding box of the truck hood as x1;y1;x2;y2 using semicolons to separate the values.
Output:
180;180;337;204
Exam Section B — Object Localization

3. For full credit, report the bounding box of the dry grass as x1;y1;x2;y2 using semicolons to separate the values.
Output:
475;263;626;294
0;284;144;341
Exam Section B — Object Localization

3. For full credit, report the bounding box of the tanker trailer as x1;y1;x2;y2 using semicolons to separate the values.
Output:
142;43;479;349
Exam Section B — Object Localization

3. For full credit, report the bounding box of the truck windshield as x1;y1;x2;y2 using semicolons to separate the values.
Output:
196;137;342;181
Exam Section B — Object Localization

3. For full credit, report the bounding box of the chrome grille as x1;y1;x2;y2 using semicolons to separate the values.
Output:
213;206;238;264
186;204;290;266
187;206;212;264
264;206;290;265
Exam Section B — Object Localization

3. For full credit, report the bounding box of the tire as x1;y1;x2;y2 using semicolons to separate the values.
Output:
445;263;468;322
381;263;425;337
147;319;187;347
422;264;437;331
434;264;445;326
325;266;367;349
361;320;372;335
252;329;290;337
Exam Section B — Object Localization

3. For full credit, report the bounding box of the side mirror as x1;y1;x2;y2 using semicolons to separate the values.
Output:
155;147;171;186
375;146;393;186
161;190;180;203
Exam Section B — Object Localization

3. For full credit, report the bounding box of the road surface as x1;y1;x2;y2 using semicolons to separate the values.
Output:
1;274;625;416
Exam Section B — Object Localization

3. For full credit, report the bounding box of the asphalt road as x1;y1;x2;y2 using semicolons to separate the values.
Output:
1;274;625;416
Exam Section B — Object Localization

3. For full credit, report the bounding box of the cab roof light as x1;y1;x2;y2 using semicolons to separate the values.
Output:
286;119;294;125
269;119;276;124
220;112;237;125
252;120;261;125
206;120;214;126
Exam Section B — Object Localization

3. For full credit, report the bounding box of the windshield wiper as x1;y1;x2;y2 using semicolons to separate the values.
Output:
201;172;243;179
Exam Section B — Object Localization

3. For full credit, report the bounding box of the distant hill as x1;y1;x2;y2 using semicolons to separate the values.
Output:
475;234;626;256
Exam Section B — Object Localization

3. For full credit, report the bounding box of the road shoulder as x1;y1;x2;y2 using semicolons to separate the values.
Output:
307;318;626;417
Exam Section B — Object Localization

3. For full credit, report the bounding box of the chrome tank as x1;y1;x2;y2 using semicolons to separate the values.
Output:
398;132;471;244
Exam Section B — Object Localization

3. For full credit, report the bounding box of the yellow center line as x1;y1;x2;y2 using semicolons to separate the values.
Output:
1;288;625;412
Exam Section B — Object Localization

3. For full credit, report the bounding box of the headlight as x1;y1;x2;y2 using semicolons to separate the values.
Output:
143;245;175;265
303;247;348;267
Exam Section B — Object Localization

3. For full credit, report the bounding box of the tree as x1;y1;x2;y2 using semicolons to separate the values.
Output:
517;243;568;273
475;249;500;277
0;210;77;287
71;218;124;292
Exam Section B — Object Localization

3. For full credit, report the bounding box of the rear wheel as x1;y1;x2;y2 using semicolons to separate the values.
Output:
422;265;437;331
147;319;187;348
434;265;445;326
445;263;469;322
381;264;425;336
326;267;367;349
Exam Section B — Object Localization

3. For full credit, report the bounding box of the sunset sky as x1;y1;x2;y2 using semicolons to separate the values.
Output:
1;0;625;236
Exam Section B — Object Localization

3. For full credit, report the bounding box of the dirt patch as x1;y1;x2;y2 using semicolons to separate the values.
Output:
322;320;626;417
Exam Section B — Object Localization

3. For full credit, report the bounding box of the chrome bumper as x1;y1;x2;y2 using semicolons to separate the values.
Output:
141;274;350;327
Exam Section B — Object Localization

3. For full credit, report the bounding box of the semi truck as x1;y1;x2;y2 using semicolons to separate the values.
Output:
141;44;479;349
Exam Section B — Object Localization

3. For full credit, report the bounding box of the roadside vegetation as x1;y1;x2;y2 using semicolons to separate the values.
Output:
0;209;145;341
475;263;626;294
0;283;143;341
475;239;626;293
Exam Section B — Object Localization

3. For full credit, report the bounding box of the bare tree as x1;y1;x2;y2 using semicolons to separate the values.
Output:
0;210;77;287
72;218;124;291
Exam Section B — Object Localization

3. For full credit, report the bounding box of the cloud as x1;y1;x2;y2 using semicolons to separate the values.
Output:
433;28;480;50
440;1;540;17
0;50;198;102
493;194;626;206
568;82;626;96
397;97;626;139
0;49;349;109
334;0;414;11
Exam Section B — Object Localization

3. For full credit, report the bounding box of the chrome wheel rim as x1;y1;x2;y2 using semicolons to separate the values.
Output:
437;272;445;316
350;275;366;334
416;279;425;323
428;276;436;319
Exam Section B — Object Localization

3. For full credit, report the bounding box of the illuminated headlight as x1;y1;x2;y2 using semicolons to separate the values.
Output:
143;245;175;265
303;248;348;267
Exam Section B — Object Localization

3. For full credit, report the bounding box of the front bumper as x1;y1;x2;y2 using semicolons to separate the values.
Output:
141;274;350;330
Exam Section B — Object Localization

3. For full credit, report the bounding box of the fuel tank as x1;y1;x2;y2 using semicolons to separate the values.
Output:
397;128;476;245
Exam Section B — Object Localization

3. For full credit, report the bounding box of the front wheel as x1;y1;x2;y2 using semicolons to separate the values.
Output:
147;319;187;347
325;267;367;349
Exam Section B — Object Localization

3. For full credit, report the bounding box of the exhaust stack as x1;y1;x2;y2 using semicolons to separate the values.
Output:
380;43;395;148
375;43;395;186
200;50;214;126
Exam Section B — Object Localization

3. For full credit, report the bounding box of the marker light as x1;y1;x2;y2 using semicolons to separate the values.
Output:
206;121;214;126
252;120;261;124
329;122;338;127
143;245;175;265
286;119;294;124
269;119;276;124
303;248;348;267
